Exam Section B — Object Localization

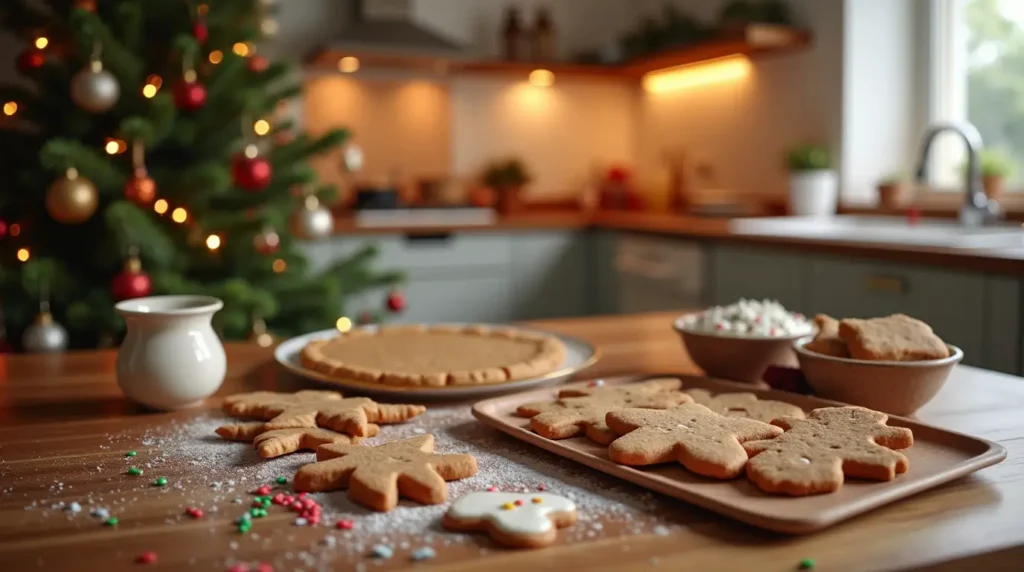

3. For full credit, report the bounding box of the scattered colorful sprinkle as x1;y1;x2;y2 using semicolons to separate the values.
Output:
67;502;82;513
275;476;287;484
486;486;498;492
256;485;271;496
532;497;543;504
237;522;251;533
125;451;137;457
136;551;157;565
235;514;252;525
501;502;515;510
105;516;119;526
335;519;354;530
514;499;524;506
153;477;168;487
653;525;669;536
799;558;815;570
537;483;548;491
185;507;203;519
127;467;142;476
370;545;394;559
411;547;436;561
294;517;308;526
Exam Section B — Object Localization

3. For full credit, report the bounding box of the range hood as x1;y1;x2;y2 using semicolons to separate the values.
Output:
310;0;466;67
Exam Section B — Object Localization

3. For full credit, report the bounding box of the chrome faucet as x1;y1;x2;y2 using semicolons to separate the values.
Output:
914;122;1002;226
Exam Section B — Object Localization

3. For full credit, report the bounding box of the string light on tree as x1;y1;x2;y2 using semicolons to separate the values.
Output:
171;207;188;223
34;36;48;49
16;248;30;262
232;114;272;191
70;42;120;113
9;223;20;237
46;167;98;224
208;50;223;65
153;199;169;215
142;75;162;98
124;140;157;207
254;119;271;136
111;247;152;301
193;3;208;44
249;314;275;347
3;101;17;116
205;234;221;251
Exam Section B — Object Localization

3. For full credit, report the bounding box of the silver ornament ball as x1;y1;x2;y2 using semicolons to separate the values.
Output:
70;62;121;113
296;196;335;240
22;312;69;353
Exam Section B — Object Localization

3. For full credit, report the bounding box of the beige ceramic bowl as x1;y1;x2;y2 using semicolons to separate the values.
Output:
794;336;963;415
672;320;808;384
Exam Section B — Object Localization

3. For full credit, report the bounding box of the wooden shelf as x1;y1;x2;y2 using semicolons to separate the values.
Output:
306;25;812;80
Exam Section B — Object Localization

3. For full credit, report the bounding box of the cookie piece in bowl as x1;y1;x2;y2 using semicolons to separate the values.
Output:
838;314;949;361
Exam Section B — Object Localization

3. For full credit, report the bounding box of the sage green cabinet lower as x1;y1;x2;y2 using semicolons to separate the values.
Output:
708;244;809;314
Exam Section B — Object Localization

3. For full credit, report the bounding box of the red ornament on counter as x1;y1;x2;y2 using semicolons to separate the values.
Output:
111;253;152;301
248;55;270;73
173;75;206;112
232;145;272;191
386;289;406;313
17;49;45;73
253;227;280;255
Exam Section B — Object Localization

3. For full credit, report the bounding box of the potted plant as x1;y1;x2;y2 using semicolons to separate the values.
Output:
876;172;907;210
786;143;837;217
482;158;532;213
979;149;1014;200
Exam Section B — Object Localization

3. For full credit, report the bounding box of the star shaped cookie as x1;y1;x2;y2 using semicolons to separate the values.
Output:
685;389;805;423
606;402;783;479
223;390;343;418
293;434;478;511
516;378;691;444
745;406;914;495
253;427;378;458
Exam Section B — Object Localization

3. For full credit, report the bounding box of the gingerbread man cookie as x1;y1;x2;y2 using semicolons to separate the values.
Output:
516;379;692;444
252;426;378;458
685;389;805;423
606;402;783;479
222;390;425;437
744;406;914;495
443;491;577;549
293;434;478;511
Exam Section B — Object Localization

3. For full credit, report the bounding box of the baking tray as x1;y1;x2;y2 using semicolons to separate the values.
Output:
275;324;599;401
472;374;1007;534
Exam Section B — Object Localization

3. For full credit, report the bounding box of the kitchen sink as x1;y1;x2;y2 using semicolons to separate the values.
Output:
729;216;1024;250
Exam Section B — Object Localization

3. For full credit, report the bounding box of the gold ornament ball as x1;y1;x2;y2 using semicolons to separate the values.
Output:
47;168;98;224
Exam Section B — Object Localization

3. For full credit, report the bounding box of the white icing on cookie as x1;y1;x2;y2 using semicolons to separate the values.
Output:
447;491;576;536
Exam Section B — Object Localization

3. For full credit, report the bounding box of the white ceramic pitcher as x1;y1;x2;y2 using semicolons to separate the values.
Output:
115;295;226;411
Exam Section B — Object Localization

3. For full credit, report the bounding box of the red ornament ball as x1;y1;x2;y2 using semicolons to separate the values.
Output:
111;258;152;301
173;79;206;112
248;55;270;73
193;20;208;44
0;219;7;238
232;153;272;191
386;289;406;313
17;49;45;73
124;169;157;206
253;228;280;255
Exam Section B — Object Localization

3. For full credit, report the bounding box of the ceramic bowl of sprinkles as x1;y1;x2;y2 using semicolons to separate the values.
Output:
673;299;814;384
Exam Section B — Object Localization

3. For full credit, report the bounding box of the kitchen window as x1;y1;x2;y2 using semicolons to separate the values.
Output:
928;0;1024;190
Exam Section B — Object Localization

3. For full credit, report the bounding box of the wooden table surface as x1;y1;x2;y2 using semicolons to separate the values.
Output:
1;311;1023;571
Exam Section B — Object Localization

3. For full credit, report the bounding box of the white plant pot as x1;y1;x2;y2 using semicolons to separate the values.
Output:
115;295;226;411
788;169;838;217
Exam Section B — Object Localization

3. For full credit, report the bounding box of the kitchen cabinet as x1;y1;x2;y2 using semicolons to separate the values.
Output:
509;231;589;320
708;244;809;313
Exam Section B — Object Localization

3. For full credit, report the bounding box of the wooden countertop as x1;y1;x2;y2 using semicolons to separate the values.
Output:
1;311;1022;571
334;211;1024;274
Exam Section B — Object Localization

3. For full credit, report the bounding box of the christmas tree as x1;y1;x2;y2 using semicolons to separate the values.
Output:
0;0;402;351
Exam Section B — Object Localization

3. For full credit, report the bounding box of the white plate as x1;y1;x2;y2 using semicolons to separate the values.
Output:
273;324;600;401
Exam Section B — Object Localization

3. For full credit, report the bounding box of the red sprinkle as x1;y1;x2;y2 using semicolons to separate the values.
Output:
537;483;547;491
486;486;498;492
283;496;295;504
251;500;264;508
297;492;308;499
228;565;249;572
191;508;204;519
272;493;285;505
301;498;316;508
256;485;271;496
336;519;354;530
136;551;157;565
290;501;303;511
514;499;524;506
256;564;274;572
308;515;321;525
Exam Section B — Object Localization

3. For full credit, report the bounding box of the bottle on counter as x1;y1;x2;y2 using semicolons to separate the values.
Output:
531;6;556;61
503;6;524;61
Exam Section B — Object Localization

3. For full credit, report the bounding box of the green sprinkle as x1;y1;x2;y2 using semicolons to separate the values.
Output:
276;476;287;484
125;451;137;457
799;559;815;570
127;467;142;476
153;477;168;487
105;517;119;526
238;522;251;533
258;508;268;517
250;507;261;517
261;497;272;507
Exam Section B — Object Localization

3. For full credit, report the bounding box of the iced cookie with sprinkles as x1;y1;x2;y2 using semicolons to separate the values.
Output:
293;434;477;511
443;491;577;549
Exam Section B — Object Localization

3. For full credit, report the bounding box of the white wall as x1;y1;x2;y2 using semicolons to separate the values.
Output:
633;0;845;200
